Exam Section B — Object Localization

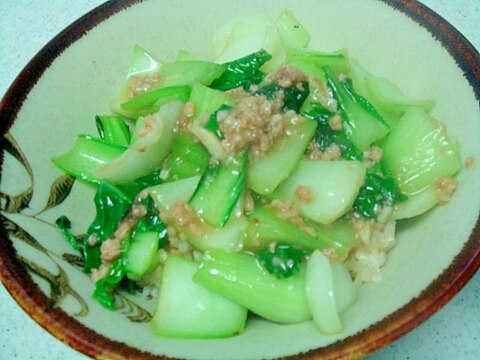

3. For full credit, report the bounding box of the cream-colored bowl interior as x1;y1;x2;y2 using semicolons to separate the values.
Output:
2;0;479;359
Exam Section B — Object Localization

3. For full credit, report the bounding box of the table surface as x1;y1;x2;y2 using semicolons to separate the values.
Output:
0;1;479;359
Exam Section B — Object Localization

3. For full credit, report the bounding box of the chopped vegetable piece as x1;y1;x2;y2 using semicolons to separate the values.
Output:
133;195;168;244
247;117;317;195
194;249;311;323
150;176;245;252
161;203;247;252
148;177;200;213
272;160;366;224
302;105;361;160
244;205;340;253
353;173;407;219
109;45;162;118
308;219;356;261
125;231;159;281
324;67;390;151
52;135;126;184
254;81;309;113
93;100;182;184
204;104;230;139
159;60;226;88
93;253;128;310
393;185;441;220
134;169;163;188
95;115;131;147
287;48;350;75
258;244;306;279
152;255;247;338
55;216;82;252
127;45;161;78
275;10;311;49
189;151;247;227
365;76;435;113
188;216;246;252
210;49;272;91
162;132;210;182
305;250;341;334
120;86;191;117
381;107;462;194
189;82;233;124
212;16;282;71
331;261;356;314
83;182;133;272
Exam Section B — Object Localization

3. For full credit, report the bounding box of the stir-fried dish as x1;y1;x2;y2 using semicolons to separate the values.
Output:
53;11;461;338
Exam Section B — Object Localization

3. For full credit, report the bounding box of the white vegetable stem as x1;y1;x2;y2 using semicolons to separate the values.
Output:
93;100;182;184
305;250;342;334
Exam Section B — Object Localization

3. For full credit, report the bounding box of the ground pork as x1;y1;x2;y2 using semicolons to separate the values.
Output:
92;197;149;282
305;142;342;161
295;186;313;204
434;177;458;204
328;114;343;131
218;92;285;158
126;73;161;99
363;146;383;165
264;64;307;89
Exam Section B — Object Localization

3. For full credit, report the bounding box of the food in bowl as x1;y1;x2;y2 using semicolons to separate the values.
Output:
51;10;462;339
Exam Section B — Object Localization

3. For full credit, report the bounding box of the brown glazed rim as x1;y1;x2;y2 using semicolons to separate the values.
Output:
0;0;479;359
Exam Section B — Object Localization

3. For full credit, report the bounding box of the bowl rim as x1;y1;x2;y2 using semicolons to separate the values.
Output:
0;0;479;359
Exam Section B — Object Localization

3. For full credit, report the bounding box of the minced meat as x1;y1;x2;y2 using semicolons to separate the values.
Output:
264;64;307;89
126;73;161;99
218;91;285;158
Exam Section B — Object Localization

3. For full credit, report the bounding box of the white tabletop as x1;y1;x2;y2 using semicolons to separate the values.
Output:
0;1;479;359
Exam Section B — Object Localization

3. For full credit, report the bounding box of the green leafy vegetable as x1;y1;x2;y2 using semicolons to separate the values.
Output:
204;104;231;139
92;195;166;309
353;173;407;219
254;81;309;113
189;82;233;124
51;135;126;184
210;49;272;91
93;100;183;185
286;48;350;74
258;244;306;279
324;67;390;151
55;215;82;252
83;182;133;272
162;132;211;182
120;86;191;114
189;151;248;227
133;195;168;247
92;250;128;310
95;115;131;147
159;61;226;87
134;170;163;188
301;105;361;160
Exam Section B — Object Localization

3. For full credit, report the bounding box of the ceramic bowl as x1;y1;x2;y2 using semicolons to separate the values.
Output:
0;1;479;359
